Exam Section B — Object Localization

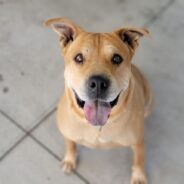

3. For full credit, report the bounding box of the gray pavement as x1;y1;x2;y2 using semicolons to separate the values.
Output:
0;0;184;183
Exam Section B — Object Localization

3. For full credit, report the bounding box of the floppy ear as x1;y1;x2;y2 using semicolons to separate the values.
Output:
44;18;83;47
114;27;149;50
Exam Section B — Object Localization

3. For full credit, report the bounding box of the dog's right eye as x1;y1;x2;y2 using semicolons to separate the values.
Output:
74;53;84;64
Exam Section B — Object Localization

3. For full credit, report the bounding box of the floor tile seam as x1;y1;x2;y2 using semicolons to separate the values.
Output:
29;134;90;184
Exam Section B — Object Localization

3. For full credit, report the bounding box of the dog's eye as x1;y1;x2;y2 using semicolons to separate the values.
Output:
111;54;123;65
74;53;84;64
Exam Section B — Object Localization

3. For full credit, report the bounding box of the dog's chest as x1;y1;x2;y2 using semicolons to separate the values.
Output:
92;128;115;143
71;123;133;148
97;135;110;143
76;129;121;148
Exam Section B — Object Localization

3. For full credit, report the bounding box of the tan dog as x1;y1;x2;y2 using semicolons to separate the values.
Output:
45;18;152;184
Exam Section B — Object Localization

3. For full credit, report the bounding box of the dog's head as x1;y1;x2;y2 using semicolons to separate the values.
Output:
45;18;149;126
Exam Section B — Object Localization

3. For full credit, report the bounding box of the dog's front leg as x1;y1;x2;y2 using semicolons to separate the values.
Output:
131;141;147;184
61;137;77;174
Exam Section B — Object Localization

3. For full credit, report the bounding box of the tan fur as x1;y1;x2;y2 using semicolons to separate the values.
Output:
45;18;152;184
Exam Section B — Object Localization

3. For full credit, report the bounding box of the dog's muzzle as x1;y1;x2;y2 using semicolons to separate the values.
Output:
73;75;120;126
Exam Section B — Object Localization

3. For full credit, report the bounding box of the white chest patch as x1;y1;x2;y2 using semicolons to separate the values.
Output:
97;137;110;143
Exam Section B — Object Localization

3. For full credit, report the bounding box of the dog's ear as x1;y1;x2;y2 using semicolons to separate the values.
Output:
44;18;83;47
114;27;149;51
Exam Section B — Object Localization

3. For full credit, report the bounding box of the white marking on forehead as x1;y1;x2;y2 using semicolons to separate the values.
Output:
104;44;120;55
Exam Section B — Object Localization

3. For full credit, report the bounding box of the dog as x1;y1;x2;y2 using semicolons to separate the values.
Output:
45;18;152;184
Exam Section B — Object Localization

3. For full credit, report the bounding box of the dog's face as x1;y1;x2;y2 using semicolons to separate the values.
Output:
45;18;148;126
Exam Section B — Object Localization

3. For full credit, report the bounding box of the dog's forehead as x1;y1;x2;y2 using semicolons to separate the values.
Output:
100;34;130;55
70;32;129;55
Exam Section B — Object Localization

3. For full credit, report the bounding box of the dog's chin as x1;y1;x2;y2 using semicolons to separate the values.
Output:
73;90;120;126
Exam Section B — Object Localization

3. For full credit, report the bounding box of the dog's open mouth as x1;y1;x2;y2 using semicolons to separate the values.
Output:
74;91;120;126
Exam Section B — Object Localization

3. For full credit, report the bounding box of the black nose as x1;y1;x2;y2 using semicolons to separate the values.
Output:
87;75;110;99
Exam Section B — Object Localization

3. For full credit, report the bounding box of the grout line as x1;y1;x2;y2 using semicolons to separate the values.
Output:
0;104;56;134
28;105;57;133
0;105;56;161
29;134;90;184
144;0;176;27
0;0;175;181
0;108;90;183
73;171;90;184
25;101;57;132
0;110;27;133
30;135;61;160
0;134;27;161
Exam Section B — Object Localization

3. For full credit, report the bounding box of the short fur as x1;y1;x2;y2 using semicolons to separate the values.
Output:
45;18;152;184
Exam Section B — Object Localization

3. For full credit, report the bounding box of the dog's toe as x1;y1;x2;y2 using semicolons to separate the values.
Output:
131;169;147;184
61;159;76;174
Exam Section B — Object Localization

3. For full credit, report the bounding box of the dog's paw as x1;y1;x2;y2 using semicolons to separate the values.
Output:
61;157;76;174
131;168;147;184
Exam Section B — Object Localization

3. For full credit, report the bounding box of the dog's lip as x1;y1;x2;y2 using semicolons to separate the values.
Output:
73;90;85;108
73;90;120;109
109;94;120;107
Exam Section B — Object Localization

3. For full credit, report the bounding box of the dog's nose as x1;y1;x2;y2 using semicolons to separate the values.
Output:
87;75;110;98
88;75;109;91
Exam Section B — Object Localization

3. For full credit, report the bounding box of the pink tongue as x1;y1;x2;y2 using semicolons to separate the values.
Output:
84;101;111;126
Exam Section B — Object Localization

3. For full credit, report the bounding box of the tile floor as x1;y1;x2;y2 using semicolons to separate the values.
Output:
0;0;184;183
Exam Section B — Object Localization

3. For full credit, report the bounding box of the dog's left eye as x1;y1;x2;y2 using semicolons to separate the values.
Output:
111;54;123;65
74;53;84;64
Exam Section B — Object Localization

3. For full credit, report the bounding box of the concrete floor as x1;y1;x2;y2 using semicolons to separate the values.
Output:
0;0;184;183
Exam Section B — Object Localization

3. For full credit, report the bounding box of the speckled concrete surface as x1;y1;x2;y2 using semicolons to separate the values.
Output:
0;0;183;183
